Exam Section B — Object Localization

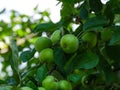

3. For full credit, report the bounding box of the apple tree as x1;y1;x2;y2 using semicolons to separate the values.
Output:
0;0;120;90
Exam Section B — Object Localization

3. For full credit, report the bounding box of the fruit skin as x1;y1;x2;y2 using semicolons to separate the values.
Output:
39;48;54;63
20;86;33;90
42;75;58;90
60;34;79;54
51;30;61;44
81;32;97;47
34;37;52;52
38;87;46;90
58;80;72;90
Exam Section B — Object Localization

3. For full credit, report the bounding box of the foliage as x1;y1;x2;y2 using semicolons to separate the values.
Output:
0;0;120;90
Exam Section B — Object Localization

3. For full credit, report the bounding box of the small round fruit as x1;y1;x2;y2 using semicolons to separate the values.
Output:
81;32;97;47
34;37;52;52
38;87;46;90
60;34;79;53
51;30;61;44
58;80;72;90
42;75;58;90
20;86;33;90
39;48;54;63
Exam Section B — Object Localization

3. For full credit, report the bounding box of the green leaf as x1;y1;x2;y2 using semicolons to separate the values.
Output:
26;81;38;90
10;39;19;72
0;86;12;90
113;8;120;14
105;45;120;62
6;77;17;85
64;53;77;74
83;16;108;30
54;47;66;74
89;0;103;14
20;49;36;62
33;22;61;33
9;37;21;85
0;80;5;84
9;37;19;73
79;7;88;20
35;64;48;83
74;52;99;69
109;32;120;45
68;74;82;84
109;26;120;45
60;3;74;19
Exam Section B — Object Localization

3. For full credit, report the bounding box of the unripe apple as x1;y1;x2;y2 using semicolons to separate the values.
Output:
39;48;54;63
51;30;61;44
38;87;46;90
81;32;97;47
20;86;33;90
58;80;72;90
42;75;58;90
60;34;79;53
34;37;52;52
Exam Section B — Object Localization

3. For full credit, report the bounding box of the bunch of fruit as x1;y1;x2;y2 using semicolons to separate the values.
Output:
20;75;72;90
22;29;97;90
34;29;97;62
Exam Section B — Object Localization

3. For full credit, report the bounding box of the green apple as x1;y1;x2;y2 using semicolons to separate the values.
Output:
38;87;46;90
60;34;79;53
42;75;58;90
51;30;61;44
20;86;33;90
34;37;52;52
58;80;72;90
81;32;97;47
39;48;54;63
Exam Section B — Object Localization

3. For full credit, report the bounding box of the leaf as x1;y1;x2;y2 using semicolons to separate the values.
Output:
54;47;66;74
89;0;103;13
9;37;21;85
0;80;5;84
74;52;99;69
109;26;120;45
35;64;48;83
20;49;36;62
105;45;120;62
33;22;61;33
113;8;120;14
6;77;16;85
83;16;108;30
26;81;38;90
64;53;77;74
60;3;74;19
109;32;120;45
68;74;82;84
0;86;12;90
9;37;19;73
79;7;88;19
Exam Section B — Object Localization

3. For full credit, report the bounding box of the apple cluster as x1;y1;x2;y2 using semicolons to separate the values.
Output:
39;75;72;90
20;75;72;90
34;30;97;64
34;30;80;64
32;30;97;90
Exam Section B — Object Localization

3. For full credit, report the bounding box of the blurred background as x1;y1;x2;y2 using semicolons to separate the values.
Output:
0;0;61;80
0;0;61;22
